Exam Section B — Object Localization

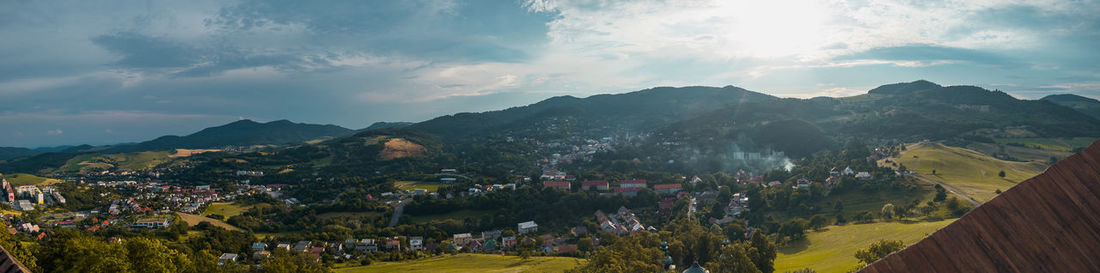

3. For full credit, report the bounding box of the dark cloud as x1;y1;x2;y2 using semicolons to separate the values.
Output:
92;32;200;68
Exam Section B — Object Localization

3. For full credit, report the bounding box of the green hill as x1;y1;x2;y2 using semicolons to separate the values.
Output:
891;142;1045;203
112;119;355;152
1042;94;1100;120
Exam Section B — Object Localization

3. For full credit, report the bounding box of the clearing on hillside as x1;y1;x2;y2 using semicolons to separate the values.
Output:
889;142;1044;203
775;219;955;273
201;202;257;218
394;181;446;192
176;212;241;231
335;253;584;273
1;173;62;186
170;148;221;158
379;138;427;160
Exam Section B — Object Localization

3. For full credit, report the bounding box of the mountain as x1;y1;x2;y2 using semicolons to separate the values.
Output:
110;119;355;152
0;145;93;161
410;85;778;141
654;81;1100;153
1042;94;1100;119
364;121;414;130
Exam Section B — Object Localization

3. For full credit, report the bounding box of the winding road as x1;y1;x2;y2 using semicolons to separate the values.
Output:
908;174;981;207
387;199;409;227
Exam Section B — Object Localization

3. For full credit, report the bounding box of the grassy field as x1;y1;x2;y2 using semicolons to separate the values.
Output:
994;137;1096;152
394;181;446;192
176;212;241;231
891;142;1044;203
59;151;174;173
775;219;956;273
1;173;62;186
408;209;492;224
201;202;256;218
335;253;585;273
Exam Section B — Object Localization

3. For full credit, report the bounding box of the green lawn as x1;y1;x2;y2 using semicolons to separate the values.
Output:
335;253;585;273
58;151;174;173
202;202;254;218
894;142;1044;203
994;137;1096;152
1;173;62;186
408;209;492;224
775;219;956;273
394;181;446;192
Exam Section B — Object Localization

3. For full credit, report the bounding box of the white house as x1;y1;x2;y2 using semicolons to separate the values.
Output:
409;236;424;251
518;221;538;234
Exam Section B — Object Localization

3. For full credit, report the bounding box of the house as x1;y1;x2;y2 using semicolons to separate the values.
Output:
830;167;841;176
658;198;676;216
690;176;703;184
252;250;271;259
614;187;642;196
453;233;473;246
654;183;682;194
543;181;571;191
482;230;502;241
518;221;538;234
218;253;239;265
796;177;811;188
570;226;588;237
767;181;782;187
501;236;517;250
843;166;855;176
856;172;873;180
440;177;458;184
275;243;291;251
581;180;610;191
409;236;423;251
558;244;578;253
355;239;378;252
619;179;647;188
483;239;499;251
293;241;311;252
251;242;267;251
600;220;618;233
825;176;840;186
385;238;401;251
131;218;169;229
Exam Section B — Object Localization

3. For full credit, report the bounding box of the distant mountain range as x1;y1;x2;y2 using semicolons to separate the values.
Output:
4;80;1100;172
107;119;355;152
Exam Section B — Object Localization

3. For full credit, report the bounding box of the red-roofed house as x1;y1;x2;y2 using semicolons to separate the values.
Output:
581;180;609;191
653;184;682;194
543;181;571;191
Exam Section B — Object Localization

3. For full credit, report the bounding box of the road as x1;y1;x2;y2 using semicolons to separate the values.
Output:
387;199;409;227
908;174;981;207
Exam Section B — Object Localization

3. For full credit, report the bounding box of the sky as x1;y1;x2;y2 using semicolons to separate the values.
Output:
2;0;1099;147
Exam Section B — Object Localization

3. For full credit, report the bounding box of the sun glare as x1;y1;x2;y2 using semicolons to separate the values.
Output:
717;1;829;59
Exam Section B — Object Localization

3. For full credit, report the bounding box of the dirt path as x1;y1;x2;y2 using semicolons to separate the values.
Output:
908;174;981;207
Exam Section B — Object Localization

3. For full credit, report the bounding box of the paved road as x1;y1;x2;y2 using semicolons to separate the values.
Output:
908;174;981;207
387;199;409;227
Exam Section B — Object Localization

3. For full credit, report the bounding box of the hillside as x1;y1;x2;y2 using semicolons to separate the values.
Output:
111;119;355;152
1041;93;1100;119
858;139;1100;272
410;85;778;141
889;142;1045;203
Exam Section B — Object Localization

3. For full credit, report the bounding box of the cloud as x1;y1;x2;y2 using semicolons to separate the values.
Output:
47;129;63;136
835;45;1020;67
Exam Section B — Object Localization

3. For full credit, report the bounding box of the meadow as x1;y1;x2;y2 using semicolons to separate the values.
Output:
892;142;1044;203
775;219;956;273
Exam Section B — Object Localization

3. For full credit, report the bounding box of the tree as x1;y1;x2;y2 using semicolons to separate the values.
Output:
705;243;762;273
808;215;829;231
995;189;1002;194
931;169;936;175
778;218;808;240
578;237;594;253
880;204;895;219
258;251;333;273
125;237;190;273
933;185;947;202
854;240;904;266
747;231;776;273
